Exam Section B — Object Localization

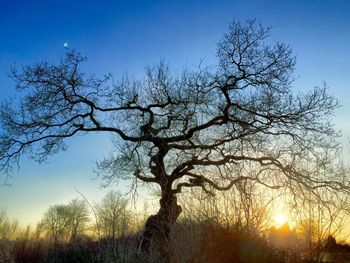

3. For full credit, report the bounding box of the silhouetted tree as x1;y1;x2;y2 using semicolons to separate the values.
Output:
291;189;349;261
67;198;90;242
180;171;275;232
0;20;348;259
42;205;71;243
95;190;131;239
40;199;90;243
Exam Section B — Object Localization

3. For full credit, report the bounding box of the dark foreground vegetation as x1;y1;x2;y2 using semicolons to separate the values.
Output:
1;188;350;263
1;221;350;263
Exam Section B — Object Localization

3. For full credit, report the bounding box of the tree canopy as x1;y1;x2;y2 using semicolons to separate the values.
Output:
1;21;345;192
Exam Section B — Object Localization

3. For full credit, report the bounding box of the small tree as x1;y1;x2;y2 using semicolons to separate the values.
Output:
180;163;277;231
67;198;90;242
40;199;90;242
0;20;348;258
291;190;349;261
95;191;131;239
41;205;71;243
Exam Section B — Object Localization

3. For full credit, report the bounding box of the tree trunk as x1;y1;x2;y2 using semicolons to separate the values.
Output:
140;188;182;262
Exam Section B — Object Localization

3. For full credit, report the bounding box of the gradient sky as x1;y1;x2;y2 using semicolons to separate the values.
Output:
0;0;350;226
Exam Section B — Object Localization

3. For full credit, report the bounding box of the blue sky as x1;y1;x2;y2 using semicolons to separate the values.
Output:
0;0;349;225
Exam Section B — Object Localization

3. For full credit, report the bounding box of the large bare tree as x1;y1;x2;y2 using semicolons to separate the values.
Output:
0;20;348;258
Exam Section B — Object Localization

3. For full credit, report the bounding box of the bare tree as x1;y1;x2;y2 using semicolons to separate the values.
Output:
41;205;71;243
38;199;90;243
95;190;131;239
289;187;349;261
0;20;348;258
180;163;277;232
67;198;90;242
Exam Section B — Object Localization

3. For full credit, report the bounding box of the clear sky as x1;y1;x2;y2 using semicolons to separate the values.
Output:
0;0;349;226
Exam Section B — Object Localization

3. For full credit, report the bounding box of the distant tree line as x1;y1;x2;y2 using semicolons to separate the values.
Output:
0;190;142;245
0;183;349;262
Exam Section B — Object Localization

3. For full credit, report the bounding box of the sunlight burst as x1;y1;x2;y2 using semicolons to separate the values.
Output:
274;214;287;227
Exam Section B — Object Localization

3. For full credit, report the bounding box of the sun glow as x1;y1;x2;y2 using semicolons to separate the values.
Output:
274;214;287;227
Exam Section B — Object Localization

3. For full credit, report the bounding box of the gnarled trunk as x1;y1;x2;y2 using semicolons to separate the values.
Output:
140;188;182;261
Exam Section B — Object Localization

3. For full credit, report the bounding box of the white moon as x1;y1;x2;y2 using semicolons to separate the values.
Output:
63;42;68;48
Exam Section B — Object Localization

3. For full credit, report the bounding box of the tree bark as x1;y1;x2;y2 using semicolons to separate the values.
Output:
140;187;182;261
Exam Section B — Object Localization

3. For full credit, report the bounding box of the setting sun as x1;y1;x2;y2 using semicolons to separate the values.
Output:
274;214;287;227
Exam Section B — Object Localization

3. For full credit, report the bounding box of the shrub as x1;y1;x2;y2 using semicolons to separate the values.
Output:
12;240;47;263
